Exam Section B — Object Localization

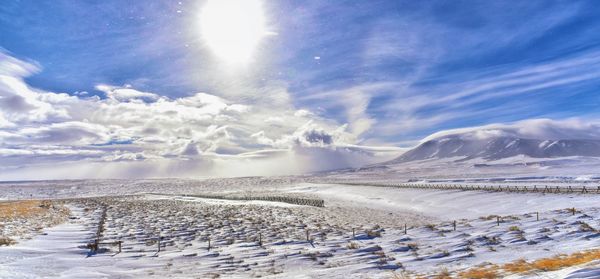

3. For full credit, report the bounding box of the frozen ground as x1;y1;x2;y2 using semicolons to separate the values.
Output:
0;179;599;278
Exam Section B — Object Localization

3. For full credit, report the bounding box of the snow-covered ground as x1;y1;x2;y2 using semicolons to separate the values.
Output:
1;180;599;278
291;183;600;219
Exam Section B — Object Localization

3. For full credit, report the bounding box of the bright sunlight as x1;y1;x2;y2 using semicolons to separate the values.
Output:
200;0;268;65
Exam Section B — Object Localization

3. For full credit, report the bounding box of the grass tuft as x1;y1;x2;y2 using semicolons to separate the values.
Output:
508;226;521;232
0;236;16;246
458;265;499;279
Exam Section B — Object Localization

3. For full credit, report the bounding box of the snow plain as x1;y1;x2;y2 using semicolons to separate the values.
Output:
1;179;599;278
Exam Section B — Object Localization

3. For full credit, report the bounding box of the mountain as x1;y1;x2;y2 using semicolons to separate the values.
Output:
389;136;600;163
388;119;600;164
322;119;600;180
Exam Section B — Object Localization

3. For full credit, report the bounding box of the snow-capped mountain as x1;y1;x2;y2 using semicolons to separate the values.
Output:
324;119;600;179
388;119;600;163
390;136;600;163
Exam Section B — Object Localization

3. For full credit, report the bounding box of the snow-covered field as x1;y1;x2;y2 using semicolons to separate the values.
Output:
1;179;599;278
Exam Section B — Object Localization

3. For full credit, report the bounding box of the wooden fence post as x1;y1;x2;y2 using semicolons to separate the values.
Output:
536;212;539;221
497;216;500;226
453;220;456;231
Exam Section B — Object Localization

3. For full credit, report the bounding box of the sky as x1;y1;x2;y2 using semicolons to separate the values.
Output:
1;0;600;179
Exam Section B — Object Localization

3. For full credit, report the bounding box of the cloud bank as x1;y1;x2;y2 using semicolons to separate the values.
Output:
0;51;401;180
422;118;600;142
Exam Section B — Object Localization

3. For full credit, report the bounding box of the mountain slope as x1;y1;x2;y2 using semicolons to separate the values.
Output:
387;119;600;164
390;135;600;163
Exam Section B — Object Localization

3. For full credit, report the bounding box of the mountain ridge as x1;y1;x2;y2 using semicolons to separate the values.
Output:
389;135;600;164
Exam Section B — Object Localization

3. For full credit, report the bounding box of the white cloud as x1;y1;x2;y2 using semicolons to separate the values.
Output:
0;56;71;123
95;84;160;102
0;51;396;179
423;118;600;142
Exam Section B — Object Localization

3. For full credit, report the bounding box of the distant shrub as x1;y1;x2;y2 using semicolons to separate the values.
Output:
366;230;382;238
479;215;500;221
347;242;359;249
407;243;419;251
434;268;452;279
0;237;16;246
577;221;596;232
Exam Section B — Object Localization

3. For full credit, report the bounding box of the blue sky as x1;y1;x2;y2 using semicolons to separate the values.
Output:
1;0;600;179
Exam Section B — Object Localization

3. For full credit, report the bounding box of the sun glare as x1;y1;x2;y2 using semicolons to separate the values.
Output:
200;0;268;65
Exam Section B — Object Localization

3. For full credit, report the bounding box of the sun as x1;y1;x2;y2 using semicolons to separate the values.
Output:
200;0;269;65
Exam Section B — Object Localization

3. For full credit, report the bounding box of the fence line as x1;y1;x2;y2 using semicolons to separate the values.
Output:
328;182;600;194
146;192;325;207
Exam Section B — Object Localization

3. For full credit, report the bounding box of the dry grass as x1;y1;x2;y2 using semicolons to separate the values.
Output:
346;241;360;249
0;200;51;220
508;226;521;232
528;250;600;271
0;236;16;246
458;266;499;279
389;271;411;279
502;259;530;273
1;200;69;246
457;249;600;278
479;215;499;221
433;268;452;279
500;250;600;273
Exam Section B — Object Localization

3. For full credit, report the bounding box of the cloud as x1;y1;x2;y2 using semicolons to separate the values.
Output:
95;84;160;102
0;52;72;124
301;129;333;145
0;51;397;179
423;118;600;142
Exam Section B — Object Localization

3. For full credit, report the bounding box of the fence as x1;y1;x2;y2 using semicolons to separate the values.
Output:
331;182;600;194
146;193;325;207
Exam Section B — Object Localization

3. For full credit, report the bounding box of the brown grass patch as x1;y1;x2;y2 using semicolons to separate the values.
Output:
502;259;530;273
457;249;600;278
529;250;600;271
458;266;499;279
347;241;360;249
0;236;16;246
433;268;452;279
0;200;51;220
500;250;600;273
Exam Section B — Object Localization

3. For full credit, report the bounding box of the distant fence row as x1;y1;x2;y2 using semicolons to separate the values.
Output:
147;193;325;207
332;182;600;194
